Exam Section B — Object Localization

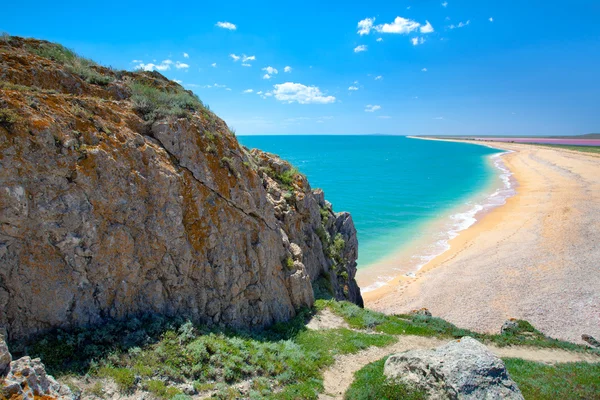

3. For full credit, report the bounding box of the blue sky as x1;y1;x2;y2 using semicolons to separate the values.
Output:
3;1;599;135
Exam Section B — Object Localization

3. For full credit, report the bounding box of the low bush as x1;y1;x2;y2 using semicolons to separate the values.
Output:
130;82;204;121
0;108;22;128
27;42;112;86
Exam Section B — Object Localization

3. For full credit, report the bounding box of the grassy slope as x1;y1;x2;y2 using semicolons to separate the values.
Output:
25;299;598;399
26;308;396;400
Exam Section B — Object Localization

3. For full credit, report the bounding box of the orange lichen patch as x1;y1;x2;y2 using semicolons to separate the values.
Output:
181;172;212;253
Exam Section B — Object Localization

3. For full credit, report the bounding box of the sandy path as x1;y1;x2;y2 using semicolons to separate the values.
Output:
319;334;600;400
363;143;600;344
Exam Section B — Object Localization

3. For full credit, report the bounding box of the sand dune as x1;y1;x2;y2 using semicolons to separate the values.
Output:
364;142;600;344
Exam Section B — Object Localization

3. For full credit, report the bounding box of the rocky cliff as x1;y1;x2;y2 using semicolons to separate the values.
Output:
0;36;363;342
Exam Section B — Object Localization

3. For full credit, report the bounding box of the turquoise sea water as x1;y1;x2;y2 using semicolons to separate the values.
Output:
238;136;510;289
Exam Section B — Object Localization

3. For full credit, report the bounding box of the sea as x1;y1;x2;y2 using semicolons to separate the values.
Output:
238;135;515;292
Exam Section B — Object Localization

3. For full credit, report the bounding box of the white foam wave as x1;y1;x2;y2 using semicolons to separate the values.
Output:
361;151;515;293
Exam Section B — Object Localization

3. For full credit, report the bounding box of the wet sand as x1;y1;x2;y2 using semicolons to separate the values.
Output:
363;141;600;344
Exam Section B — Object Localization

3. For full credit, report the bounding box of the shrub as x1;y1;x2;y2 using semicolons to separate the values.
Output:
285;256;295;270
0;108;22;128
145;380;182;399
98;367;136;392
130;82;204;121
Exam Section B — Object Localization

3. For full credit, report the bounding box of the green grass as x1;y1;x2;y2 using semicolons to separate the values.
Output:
344;357;426;400
130;81;204;121
318;300;597;353
25;308;395;399
504;358;600;399
26;42;112;86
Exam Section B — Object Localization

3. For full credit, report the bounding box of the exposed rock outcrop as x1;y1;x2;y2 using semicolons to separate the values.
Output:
384;337;523;399
1;338;73;399
0;36;362;342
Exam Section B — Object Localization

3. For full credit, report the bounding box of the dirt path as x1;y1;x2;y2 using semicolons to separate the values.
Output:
318;335;600;400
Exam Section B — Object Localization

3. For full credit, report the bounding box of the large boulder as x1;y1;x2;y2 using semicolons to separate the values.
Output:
384;337;523;400
0;339;73;399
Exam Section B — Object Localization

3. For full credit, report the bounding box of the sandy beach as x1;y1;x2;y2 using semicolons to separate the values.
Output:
363;141;600;344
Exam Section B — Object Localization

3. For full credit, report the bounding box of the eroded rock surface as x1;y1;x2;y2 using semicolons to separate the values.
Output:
0;37;362;342
0;339;73;399
384;337;523;400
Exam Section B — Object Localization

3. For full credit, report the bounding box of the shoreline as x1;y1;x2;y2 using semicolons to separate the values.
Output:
360;137;517;302
358;137;515;296
362;139;600;343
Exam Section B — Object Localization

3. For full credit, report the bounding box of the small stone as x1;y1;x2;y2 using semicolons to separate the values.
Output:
501;319;520;334
582;334;600;348
411;308;432;318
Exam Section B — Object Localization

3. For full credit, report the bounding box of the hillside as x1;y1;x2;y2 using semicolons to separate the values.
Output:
0;36;362;343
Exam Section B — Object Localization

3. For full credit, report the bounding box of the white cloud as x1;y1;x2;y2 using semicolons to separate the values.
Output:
433;116;444;120
202;83;228;89
376;16;420;34
358;16;435;36
449;20;470;29
354;45;368;53
243;89;254;93
421;68;428;72
183;53;189;58
365;104;381;112
284;66;292;73
357;17;375;35
242;55;255;62
135;59;173;71
411;37;426;46
442;1;448;7
225;88;232;91
348;86;359;91
175;61;189;69
263;74;271;79
256;91;263;95
489;17;494;22
375;75;383;80
242;63;252;67
216;21;237;30
272;82;336;104
211;63;217;67
420;21;434;33
132;59;142;63
230;54;241;61
173;79;183;84
263;66;278;75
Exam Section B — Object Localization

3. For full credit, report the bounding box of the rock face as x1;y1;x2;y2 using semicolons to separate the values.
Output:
384;337;524;400
1;338;73;399
0;37;363;342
